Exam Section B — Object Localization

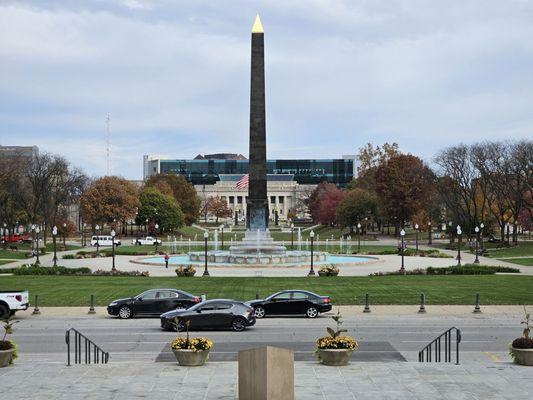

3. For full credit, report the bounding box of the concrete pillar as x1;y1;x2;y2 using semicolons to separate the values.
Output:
238;346;294;400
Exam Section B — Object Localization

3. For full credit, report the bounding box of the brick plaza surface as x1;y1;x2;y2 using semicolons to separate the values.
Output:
1;361;531;399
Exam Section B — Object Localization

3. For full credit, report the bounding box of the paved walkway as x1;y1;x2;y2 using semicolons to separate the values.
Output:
1;360;531;399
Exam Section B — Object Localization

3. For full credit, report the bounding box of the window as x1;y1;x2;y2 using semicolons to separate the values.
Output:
199;304;216;311
270;196;276;204
139;290;157;300
237;196;243;204
292;292;308;300
213;303;232;310
278;196;284;204
158;291;178;299
272;292;292;301
229;196;234;204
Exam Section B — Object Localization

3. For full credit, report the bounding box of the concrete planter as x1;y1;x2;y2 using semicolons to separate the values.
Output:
0;348;15;368
512;347;533;366
317;349;354;366
172;349;210;366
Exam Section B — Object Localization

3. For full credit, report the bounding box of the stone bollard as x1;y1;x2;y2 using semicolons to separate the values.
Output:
363;293;371;313
418;293;426;313
473;293;482;313
88;294;96;314
256;293;260;300
239;346;294;400
32;295;41;315
201;294;206;302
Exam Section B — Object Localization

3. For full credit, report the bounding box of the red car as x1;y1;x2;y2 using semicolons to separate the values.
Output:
1;233;31;243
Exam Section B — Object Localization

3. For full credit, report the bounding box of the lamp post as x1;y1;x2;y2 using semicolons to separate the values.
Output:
474;226;480;264
52;226;58;267
427;221;432;245
154;223;159;253
308;230;315;276
290;223;294;250
400;229;406;273
479;222;484;253
62;222;67;248
414;224;419;254
34;226;41;265
82;223;87;247
95;224;100;256
449;221;453;244
145;218;149;234
111;229;116;272
357;222;362;253
456;225;462;266
203;230;210;276
2;223;6;250
221;224;225;251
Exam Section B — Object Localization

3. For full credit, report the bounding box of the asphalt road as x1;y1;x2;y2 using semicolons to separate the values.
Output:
11;311;520;364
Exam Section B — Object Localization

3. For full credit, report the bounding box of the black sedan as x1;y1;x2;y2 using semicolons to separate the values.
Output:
246;290;332;318
160;299;256;332
107;289;201;319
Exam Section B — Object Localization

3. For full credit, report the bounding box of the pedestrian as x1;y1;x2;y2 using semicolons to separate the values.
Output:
164;253;169;269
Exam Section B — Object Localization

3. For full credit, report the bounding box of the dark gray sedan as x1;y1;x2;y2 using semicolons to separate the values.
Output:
160;299;256;332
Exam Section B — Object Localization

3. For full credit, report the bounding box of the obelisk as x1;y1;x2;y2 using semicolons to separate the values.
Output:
247;15;269;231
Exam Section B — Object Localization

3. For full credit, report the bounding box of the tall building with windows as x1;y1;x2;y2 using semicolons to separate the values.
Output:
143;154;355;221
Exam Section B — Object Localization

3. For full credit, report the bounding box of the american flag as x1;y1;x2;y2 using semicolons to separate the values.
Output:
236;174;249;190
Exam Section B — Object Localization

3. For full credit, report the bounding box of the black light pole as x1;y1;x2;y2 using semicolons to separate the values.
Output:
82;223;87;247
474;226;480;264
308;230;315;276
203;230;210;276
456;225;462;266
52;226;58;267
449;221;453;244
221;224;225;251
95;224;100;256
154;223;159;254
479;222;484;253
414;223;419;254
427;221;432;245
290;223;294;250
62;222;67;249
357;222;361;253
2;223;6;250
400;229;406;273
34;226;41;266
111;229;116;272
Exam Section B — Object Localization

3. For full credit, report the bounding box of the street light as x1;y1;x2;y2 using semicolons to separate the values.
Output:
154;223;159;253
95;224;100;256
414;223;419;254
479;222;485;252
34;226;41;266
52;226;58;267
357;222;362;253
400;229;406;273
290;223;294;250
456;225;462;266
62;222;67;248
427;221;432;245
449;221;453;244
2;223;6;250
474;226;480;264
203;230;210;276
111;229;116;272
82;223;87;247
308;230;315;276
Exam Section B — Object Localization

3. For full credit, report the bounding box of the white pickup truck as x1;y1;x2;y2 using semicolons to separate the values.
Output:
131;236;162;246
0;290;30;318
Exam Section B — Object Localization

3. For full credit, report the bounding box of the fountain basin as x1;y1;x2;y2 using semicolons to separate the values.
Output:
188;250;327;265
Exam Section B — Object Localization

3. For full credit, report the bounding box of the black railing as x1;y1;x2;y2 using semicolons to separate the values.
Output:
418;327;461;364
65;328;109;366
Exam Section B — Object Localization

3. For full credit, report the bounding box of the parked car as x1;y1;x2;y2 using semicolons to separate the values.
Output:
90;235;121;247
107;289;201;319
160;299;256;332
1;233;32;244
0;290;30;318
246;290;331;318
131;236;162;246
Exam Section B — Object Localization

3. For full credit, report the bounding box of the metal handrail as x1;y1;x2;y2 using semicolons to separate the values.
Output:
418;327;461;364
65;328;109;366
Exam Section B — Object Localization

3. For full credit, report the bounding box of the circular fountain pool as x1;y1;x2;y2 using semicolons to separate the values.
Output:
134;253;377;268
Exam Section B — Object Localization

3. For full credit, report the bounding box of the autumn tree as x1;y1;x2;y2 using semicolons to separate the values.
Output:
80;176;139;228
375;154;436;231
336;188;378;231
308;183;346;225
206;196;232;223
136;188;183;231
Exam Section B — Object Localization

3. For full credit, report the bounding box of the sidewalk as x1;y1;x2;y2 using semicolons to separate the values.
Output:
1;360;530;399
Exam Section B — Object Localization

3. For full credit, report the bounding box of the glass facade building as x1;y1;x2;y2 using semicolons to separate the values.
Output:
148;158;353;187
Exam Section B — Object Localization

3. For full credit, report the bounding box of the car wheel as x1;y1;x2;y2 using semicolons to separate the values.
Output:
0;304;10;319
254;306;266;319
231;317;247;332
306;306;318;318
174;318;186;332
118;306;132;319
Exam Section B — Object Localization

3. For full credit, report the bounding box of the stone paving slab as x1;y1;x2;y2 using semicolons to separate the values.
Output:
1;361;531;399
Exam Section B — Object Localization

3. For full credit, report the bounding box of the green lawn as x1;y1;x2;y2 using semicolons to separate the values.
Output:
1;275;532;306
484;242;533;258
500;257;533;267
0;249;31;259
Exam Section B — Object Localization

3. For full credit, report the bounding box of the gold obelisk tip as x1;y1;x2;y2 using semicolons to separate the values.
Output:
252;14;264;33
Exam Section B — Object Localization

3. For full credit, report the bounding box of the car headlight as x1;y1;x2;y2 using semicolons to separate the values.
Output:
109;302;118;306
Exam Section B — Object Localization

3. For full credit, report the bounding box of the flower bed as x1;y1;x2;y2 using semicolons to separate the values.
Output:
171;337;213;352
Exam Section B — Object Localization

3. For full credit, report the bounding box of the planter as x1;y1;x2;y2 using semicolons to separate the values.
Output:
172;349;210;366
511;347;533;366
316;348;354;366
0;348;15;368
317;271;327;277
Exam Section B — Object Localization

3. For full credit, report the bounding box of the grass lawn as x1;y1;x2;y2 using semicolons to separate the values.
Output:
500;257;533;267
0;249;31;259
1;275;532;306
483;242;533;258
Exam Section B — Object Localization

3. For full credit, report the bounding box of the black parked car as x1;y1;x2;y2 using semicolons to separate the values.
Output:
246;290;331;318
160;299;256;332
107;289;201;319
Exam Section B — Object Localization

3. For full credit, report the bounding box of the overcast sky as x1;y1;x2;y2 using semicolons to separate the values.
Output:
1;0;532;179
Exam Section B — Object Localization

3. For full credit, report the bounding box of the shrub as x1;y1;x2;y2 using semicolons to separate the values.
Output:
369;268;427;276
13;265;92;275
62;254;75;259
176;265;196;277
426;265;519;275
92;269;150;277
